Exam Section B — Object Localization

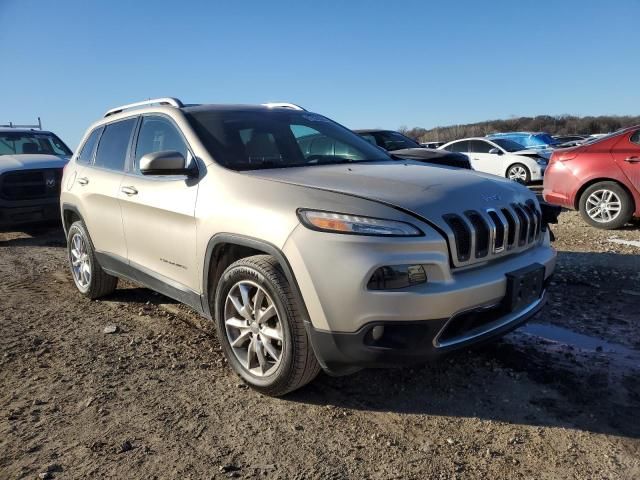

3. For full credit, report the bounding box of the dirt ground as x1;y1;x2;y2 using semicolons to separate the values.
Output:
1;210;639;480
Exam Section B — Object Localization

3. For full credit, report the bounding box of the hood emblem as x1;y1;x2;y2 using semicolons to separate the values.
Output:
482;193;501;202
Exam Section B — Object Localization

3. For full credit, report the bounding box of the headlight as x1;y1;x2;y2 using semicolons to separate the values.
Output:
536;159;547;166
297;209;423;236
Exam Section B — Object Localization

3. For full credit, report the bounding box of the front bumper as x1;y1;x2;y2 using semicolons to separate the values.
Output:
308;287;548;375
0;199;61;229
283;222;556;374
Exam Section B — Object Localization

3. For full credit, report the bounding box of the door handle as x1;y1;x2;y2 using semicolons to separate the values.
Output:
121;186;138;196
624;156;640;163
77;177;89;186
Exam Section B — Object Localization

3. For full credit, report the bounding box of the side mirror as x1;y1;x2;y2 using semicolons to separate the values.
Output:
488;148;502;155
139;150;193;176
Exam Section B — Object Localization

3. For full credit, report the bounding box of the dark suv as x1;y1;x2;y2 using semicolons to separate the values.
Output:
0;127;72;229
355;129;471;169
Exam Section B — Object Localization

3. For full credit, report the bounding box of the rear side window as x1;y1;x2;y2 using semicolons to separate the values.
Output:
445;141;470;153
77;128;102;164
631;131;640;145
94;119;136;171
135;116;189;170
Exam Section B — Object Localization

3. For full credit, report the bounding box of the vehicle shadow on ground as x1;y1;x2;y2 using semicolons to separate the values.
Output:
288;250;640;439
0;225;65;247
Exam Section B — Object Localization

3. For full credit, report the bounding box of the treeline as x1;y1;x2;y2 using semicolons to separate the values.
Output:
399;115;640;143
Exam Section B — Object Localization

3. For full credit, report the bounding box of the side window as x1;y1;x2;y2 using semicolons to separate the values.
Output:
93;118;136;171
135;116;189;169
470;140;493;153
631;130;640;145
446;141;470;153
77;128;102;164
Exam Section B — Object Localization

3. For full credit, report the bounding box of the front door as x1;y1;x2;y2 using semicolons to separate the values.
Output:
118;115;199;291
612;129;640;193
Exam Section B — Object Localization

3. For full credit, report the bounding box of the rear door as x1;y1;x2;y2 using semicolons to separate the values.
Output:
78;118;136;260
468;140;501;175
119;114;199;291
612;129;640;193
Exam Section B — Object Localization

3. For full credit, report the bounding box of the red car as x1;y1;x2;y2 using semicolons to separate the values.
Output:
543;126;640;229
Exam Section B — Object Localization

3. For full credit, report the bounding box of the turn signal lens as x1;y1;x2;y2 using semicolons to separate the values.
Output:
298;209;422;237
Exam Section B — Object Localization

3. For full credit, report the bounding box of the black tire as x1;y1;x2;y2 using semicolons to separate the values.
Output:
506;163;531;184
578;181;634;229
67;220;118;299
214;255;320;396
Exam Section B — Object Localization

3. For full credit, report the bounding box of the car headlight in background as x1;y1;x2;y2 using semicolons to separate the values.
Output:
298;209;423;236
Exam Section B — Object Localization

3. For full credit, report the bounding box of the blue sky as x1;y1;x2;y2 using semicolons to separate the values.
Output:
1;0;638;148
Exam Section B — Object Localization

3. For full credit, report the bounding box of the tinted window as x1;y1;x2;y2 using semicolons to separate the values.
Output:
631;130;640;145
492;138;525;152
135;116;189;169
469;140;494;153
185;109;389;171
374;131;420;151
94;119;136;171
445;141;470;153
0;131;72;156
77;128;101;164
358;133;378;146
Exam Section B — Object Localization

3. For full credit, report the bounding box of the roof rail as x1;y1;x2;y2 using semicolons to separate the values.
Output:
104;97;183;118
262;102;306;111
1;117;42;129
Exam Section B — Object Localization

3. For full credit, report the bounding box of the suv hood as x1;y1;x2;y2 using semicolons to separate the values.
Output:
0;154;69;174
245;161;536;223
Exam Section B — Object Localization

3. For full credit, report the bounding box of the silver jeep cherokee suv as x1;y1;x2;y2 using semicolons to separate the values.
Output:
61;98;556;396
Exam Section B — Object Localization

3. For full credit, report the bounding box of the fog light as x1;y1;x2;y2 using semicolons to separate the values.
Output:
371;326;385;341
367;265;427;290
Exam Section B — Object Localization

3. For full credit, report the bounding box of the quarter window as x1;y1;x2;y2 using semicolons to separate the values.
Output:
631;130;640;145
77;128;101;164
93;118;136;171
135;116;189;169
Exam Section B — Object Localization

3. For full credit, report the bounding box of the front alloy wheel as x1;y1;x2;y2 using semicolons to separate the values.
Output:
214;255;320;396
70;231;92;290
506;164;530;184
224;280;283;376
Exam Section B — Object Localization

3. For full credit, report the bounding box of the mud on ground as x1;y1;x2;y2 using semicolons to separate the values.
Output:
1;210;639;479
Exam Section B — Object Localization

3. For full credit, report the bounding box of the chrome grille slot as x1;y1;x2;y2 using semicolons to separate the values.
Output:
443;214;471;262
443;202;543;268
487;211;505;252
464;211;489;258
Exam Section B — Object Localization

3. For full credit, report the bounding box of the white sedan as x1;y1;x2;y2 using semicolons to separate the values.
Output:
438;137;547;184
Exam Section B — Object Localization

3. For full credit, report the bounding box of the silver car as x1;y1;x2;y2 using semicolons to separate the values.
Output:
61;98;556;396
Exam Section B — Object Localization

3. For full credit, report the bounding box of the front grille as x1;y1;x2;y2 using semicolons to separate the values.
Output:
0;169;62;201
443;201;542;266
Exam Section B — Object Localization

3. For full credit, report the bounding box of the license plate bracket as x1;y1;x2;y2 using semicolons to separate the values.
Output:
504;263;545;312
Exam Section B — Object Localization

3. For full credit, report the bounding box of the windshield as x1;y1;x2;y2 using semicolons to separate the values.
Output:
0;131;72;157
374;131;421;150
492;138;526;152
186;109;391;171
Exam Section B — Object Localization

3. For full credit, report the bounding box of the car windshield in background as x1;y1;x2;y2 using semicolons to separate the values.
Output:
375;131;421;150
186;109;391;171
492;138;526;152
0;132;72;157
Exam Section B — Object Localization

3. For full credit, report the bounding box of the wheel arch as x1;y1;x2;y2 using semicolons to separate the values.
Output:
61;203;84;236
573;178;636;212
201;234;310;323
504;161;531;178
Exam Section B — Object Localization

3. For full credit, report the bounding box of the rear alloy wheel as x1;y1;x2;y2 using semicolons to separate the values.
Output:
67;220;118;298
214;255;320;396
579;181;633;229
506;163;531;184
